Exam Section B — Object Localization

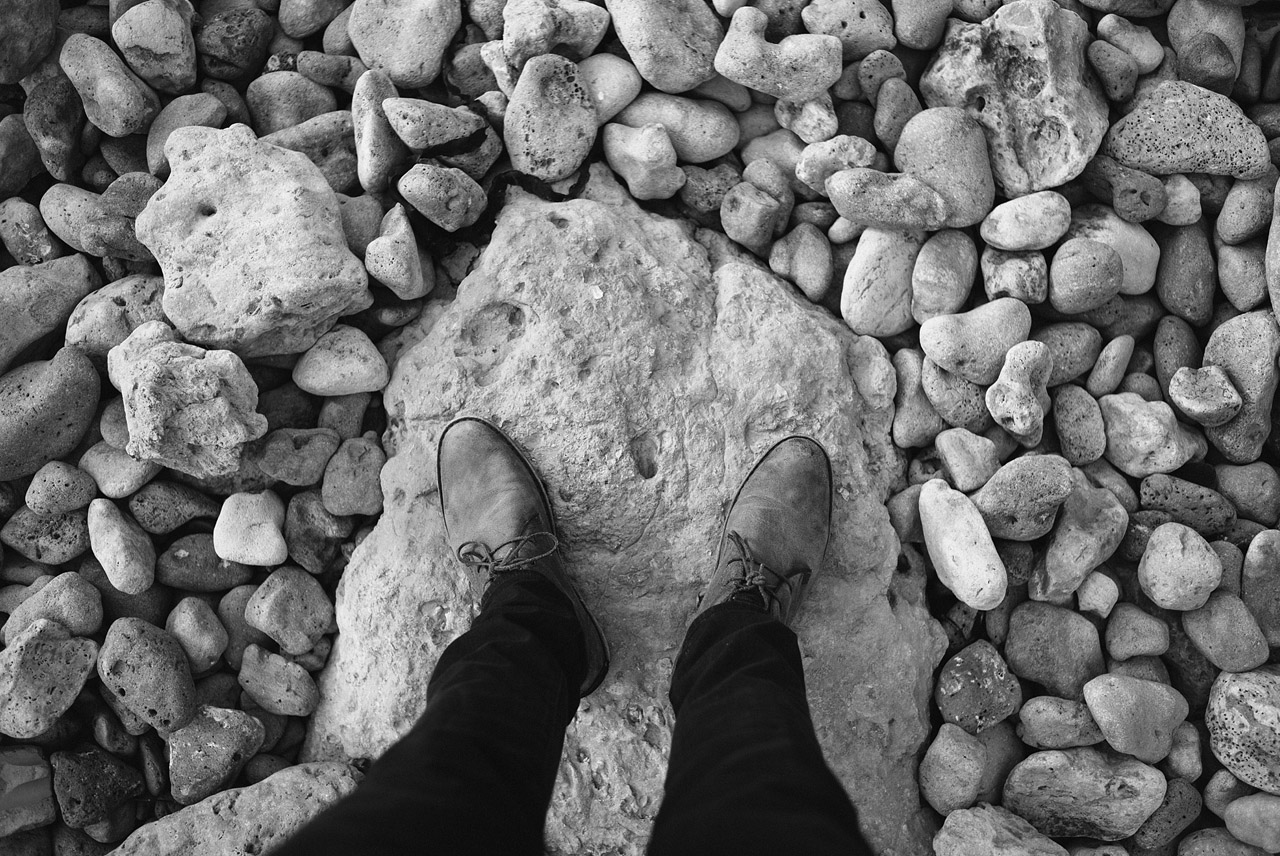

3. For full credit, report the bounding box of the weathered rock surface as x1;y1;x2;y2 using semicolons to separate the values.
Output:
303;166;945;855
1002;746;1167;840
919;0;1109;196
134;124;372;357
108;320;269;479
1207;666;1280;795
113;762;360;854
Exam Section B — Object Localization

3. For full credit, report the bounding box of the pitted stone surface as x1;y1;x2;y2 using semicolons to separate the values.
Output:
302;167;945;855
135;124;372;357
919;0;1109;197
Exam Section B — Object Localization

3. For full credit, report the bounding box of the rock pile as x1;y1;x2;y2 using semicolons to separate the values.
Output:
0;0;1277;853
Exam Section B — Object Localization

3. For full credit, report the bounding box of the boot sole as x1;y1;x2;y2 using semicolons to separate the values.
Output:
699;435;834;626
437;415;611;697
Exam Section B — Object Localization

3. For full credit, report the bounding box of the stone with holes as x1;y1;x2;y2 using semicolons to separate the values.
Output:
134;124;371;357
167;705;266;804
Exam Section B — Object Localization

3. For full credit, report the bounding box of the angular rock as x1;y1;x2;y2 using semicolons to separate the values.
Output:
0;620;98;739
1099;393;1206;478
933;803;1068;856
107;320;267;479
1002;746;1167;840
50;745;144;829
302;166;946;855
919;0;1109;196
167;705;265;805
135;124;372;357
114;762;358;854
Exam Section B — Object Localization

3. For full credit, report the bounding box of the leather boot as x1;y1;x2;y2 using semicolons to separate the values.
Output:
437;416;609;696
692;436;833;626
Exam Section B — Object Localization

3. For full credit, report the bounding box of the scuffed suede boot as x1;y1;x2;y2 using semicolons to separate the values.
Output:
692;436;833;626
436;416;609;696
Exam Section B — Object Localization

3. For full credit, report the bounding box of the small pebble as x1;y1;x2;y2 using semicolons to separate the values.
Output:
87;498;155;596
919;723;984;815
292;325;389;395
213;491;288;567
166;598;230;674
1138;522;1222;611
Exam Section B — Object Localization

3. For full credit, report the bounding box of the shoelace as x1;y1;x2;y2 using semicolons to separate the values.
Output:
456;531;560;579
723;531;784;612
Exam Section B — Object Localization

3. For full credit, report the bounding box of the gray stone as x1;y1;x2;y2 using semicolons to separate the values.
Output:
1002;746;1166;840
167;705;265;804
134;124;372;357
113;763;359;854
107;321;268;479
933;803;1068;856
302;166;946;855
1207;666;1280;795
0;620;98;739
0;347;100;481
919;0;1109;196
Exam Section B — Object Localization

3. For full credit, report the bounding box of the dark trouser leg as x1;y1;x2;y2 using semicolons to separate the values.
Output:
647;603;872;856
273;573;586;856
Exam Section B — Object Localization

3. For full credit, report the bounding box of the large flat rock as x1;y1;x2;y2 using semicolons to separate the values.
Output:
302;166;946;855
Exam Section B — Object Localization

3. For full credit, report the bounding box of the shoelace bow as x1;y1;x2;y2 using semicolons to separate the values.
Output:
456;531;560;578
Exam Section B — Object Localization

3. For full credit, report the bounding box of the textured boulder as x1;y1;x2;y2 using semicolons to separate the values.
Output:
302;167;946;855
114;762;360;854
919;0;1108;197
108;320;269;478
1104;81;1270;180
1207;666;1280;795
135;124;371;357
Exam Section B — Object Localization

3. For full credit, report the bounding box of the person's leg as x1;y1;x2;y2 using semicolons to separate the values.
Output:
272;572;586;856
274;417;609;856
647;602;870;856
648;436;871;855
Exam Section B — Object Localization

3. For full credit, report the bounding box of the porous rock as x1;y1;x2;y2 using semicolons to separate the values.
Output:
1207;666;1280;795
135;124;372;357
113;763;360;855
108;321;268;479
919;0;1109;196
302;166;946;855
1104;81;1270;180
